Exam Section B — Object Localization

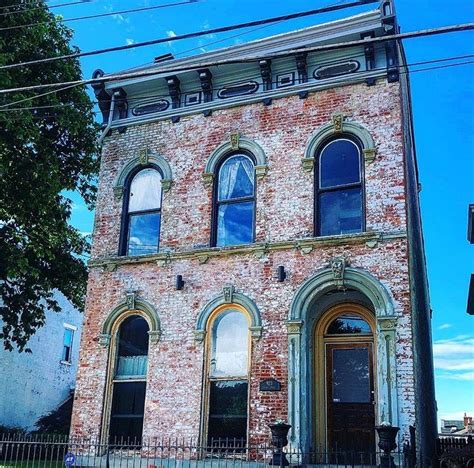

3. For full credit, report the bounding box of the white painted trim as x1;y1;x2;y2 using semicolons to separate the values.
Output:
63;323;77;331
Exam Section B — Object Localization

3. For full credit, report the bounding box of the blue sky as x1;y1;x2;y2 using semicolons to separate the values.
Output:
56;0;474;426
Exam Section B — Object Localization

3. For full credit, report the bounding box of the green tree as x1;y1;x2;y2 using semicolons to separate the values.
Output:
0;1;99;351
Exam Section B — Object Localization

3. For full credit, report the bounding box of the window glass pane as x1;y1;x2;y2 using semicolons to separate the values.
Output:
327;315;372;335
128;168;162;212
128;212;160;256
319;188;362;236
109;382;146;442
63;329;73;347
320;140;360;188
208;380;248;445
210;310;248;378
218;155;254;201
332;348;370;403
217;202;253;247
116;316;149;378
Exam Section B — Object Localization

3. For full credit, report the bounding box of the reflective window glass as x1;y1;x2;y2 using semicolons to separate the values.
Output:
320;140;360;188
217;202;253;247
218;155;254;201
116;316;149;379
327;315;372;335
208;380;248;445
210;310;249;378
127;212;161;256
332;348;370;403
129;168;162;212
319;188;362;236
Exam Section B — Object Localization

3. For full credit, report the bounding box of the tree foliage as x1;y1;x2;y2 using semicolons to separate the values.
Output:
0;1;99;351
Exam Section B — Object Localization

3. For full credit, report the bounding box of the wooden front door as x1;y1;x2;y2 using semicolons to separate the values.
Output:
326;342;375;454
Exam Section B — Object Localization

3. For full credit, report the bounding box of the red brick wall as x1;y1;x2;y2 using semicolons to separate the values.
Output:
71;79;415;443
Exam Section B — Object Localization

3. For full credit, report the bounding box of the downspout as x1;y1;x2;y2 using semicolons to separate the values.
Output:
98;92;116;146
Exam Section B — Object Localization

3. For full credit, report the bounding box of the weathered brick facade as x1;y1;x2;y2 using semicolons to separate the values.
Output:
71;6;437;461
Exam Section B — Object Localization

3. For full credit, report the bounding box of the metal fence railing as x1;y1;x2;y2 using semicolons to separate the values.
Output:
0;435;421;467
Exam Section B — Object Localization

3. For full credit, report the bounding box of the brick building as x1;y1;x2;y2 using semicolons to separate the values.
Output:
71;1;437;462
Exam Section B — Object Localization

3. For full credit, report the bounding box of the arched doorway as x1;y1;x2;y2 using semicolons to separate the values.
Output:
314;304;376;454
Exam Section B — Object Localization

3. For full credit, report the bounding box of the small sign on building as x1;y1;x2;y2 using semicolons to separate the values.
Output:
259;378;281;392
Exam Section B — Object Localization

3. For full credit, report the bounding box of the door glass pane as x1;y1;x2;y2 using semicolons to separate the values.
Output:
217;201;254;247
210;310;248;378
208;380;248;444
109;382;146;442
327;315;372;335
128;212;161;256
218;155;254;201
320;139;360;188
319;188;362;236
332;348;370;403
129;168;162;212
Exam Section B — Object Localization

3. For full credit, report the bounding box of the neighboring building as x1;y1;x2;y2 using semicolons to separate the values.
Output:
71;1;437;463
441;414;474;435
0;292;82;431
467;204;473;315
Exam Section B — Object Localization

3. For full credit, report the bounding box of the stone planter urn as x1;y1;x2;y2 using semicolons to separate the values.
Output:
375;424;400;467
268;422;292;466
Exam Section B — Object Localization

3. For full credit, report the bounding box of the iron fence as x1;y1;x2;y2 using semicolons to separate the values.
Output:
0;435;419;467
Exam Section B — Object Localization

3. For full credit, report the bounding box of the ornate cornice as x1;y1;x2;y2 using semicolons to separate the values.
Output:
89;231;407;270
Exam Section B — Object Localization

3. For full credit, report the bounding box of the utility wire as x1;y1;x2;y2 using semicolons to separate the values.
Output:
1;53;473;112
0;0;378;70
1;22;473;91
0;0;92;14
0;0;199;30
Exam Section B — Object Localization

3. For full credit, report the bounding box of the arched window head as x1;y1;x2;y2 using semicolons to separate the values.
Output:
122;167;162;256
316;138;364;236
109;315;149;442
207;308;250;446
214;154;255;247
210;309;249;377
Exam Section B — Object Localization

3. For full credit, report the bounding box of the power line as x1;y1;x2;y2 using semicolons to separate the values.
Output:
1;22;473;93
1;53;473;113
0;0;92;15
0;0;378;70
0;0;199;31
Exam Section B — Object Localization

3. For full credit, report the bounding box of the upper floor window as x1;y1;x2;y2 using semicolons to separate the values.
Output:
61;325;75;363
316;138;364;236
213;154;255;247
122;167;162;256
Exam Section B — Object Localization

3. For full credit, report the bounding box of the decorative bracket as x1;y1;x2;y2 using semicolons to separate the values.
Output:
148;330;162;344
301;157;314;173
126;292;136;310
250;326;263;340
378;316;398;331
222;284;235;303
295;52;308;83
113;88;128;120
230;132;240;150
202;172;214;187
364;148;377;163
139;147;149;165
198;68;213;103
98;333;111;348
196;253;210;265
255;164;267;179
285;319;304;335
113;186;124;201
259;59;272;91
161;179;172;192
194;329;206;343
329;256;348;289
166;75;181;109
331;113;344;133
102;262;117;273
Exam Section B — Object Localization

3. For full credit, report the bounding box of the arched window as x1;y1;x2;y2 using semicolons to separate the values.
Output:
213;154;255;247
121;167;162;256
206;309;250;446
316;138;364;236
109;315;149;442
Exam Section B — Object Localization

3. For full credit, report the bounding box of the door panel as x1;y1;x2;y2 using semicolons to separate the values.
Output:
326;343;375;454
